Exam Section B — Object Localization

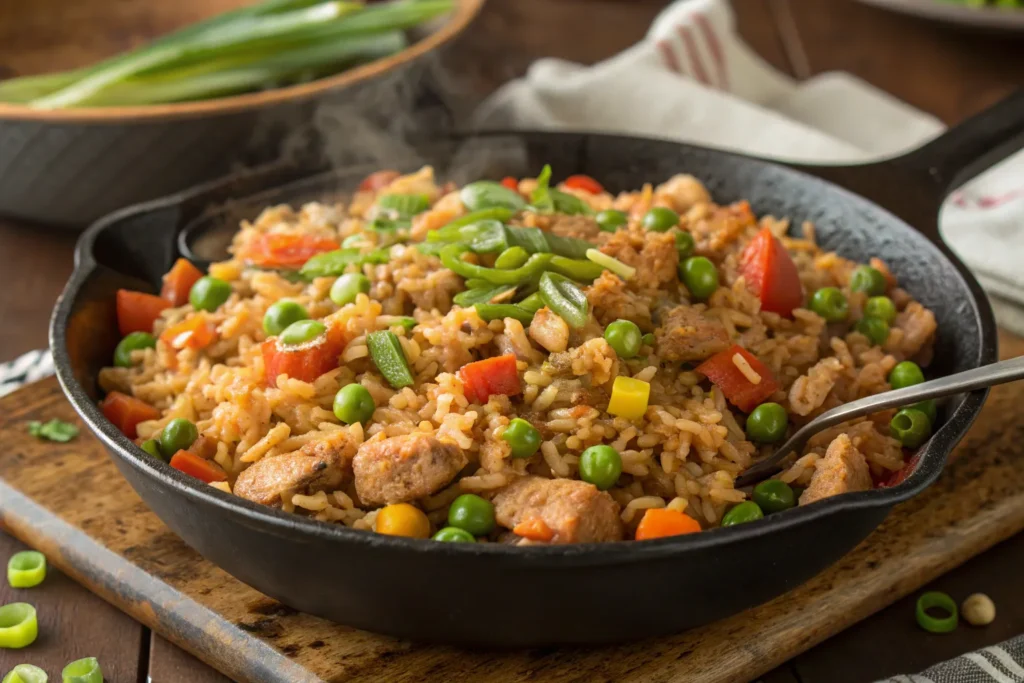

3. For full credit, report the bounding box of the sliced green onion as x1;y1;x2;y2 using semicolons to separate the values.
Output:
550;189;593;215
916;591;958;633
453;286;516;307
341;234;369;248
366;331;414;389
547;256;604;282
539;272;589;329
474;304;535;325
430;208;514;238
440;245;553;286
7;552;46;589
380;316;417;332
530;165;554;212
376;193;430;217
61;657;103;683
27;419;79;443
586;248;635;280
299;248;389;279
2;664;47;683
517;292;545;314
0;603;38;649
495;247;530;270
540;231;591;260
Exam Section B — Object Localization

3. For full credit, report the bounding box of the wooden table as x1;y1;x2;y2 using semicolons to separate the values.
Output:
1;1;1022;680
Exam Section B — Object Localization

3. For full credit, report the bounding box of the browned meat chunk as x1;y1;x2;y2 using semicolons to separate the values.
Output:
235;450;347;507
655;305;730;362
493;476;623;544
187;435;219;460
599;230;678;290
528;307;570;353
353;433;467;505
799;434;872;505
586;271;653;330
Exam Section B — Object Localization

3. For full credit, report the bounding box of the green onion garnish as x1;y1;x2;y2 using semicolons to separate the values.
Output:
367;331;414;389
916;591;958;633
61;657;103;683
7;552;46;589
0;603;38;649
586;248;635;280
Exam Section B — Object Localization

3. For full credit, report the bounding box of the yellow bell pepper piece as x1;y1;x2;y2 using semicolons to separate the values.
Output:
375;503;430;539
607;376;651;420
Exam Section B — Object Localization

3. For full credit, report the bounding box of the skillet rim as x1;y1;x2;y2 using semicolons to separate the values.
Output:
50;130;997;565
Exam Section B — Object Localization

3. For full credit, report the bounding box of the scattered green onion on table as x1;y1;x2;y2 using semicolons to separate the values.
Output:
7;552;46;589
0;0;455;108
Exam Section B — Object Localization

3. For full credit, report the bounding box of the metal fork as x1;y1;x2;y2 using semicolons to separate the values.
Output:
734;355;1024;488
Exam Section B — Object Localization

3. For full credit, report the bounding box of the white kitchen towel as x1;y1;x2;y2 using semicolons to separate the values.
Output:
475;0;1024;335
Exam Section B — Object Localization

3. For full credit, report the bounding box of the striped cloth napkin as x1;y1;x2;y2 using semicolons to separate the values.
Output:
474;1;1024;680
475;0;1024;337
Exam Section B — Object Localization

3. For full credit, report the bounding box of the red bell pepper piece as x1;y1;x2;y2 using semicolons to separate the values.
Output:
160;316;217;351
239;233;340;270
169;450;227;483
563;174;604;195
160;258;204;307
696;345;779;413
457;354;521;404
262;326;346;385
739;227;803;317
116;290;172;336
500;176;519;190
100;391;161;440
879;453;921;488
358;170;400;192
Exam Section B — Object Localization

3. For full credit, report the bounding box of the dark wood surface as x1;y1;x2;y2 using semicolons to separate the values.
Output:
1;0;1023;681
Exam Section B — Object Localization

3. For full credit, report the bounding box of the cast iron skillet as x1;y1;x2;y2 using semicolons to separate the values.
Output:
50;92;1024;646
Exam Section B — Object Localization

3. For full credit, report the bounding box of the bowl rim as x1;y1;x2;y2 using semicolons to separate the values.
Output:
50;130;996;564
0;0;484;124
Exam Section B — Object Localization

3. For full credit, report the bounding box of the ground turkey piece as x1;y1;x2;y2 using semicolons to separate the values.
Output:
353;433;467;506
493;476;623;543
599;229;679;290
586;271;654;330
655;305;731;362
799;434;872;505
234;448;348;507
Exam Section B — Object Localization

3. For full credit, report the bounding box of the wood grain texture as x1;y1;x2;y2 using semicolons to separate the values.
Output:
149;634;233;683
0;531;147;682
0;331;1022;682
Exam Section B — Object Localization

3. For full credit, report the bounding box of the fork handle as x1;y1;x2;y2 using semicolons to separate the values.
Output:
736;355;1024;487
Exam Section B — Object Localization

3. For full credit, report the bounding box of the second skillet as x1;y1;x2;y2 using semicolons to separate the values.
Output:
51;92;1024;646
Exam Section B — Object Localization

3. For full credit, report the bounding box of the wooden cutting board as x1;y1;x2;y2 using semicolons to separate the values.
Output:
1;332;1023;683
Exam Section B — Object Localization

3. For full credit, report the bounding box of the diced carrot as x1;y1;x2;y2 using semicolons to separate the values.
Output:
563;174;604;195
160;316;217;351
739;227;803;317
513;518;555;542
696;345;779;413
261;326;346;385
116;289;172;336
238;233;340;269
500;176;519;190
456;354;521;405
358;170;400;193
169;450;227;483
100;391;160;440
634;508;702;541
160;258;204;306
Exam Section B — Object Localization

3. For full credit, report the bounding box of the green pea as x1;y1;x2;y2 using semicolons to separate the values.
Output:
890;408;932;448
722;501;764;527
850;265;887;296
910;398;937;425
502;418;541;459
330;273;371;306
579;445;622;490
159;418;198;457
140;439;165;461
642;207;680;232
333;384;375;425
495;246;530;270
189;276;232;312
809;287;849;323
113;332;156;368
680;256;720;300
745;402;788;444
889;360;924;389
641;333;656;347
596;209;628;232
674;230;696;259
280;320;326;346
448;494;496;535
460;181;527;212
855;317;890;346
262;301;308;336
604;319;642;359
865;296;897;324
432;526;476;543
752;480;796;514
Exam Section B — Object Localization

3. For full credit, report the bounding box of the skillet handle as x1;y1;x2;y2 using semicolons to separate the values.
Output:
894;89;1024;198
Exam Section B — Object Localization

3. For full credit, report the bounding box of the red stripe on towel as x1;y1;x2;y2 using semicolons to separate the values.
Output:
695;13;729;91
677;24;711;86
657;39;684;74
